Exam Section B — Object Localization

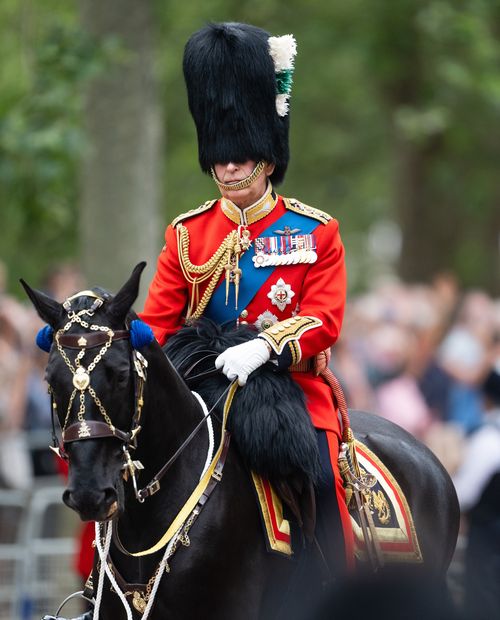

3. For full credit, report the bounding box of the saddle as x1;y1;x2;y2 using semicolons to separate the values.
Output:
342;440;422;566
252;472;316;557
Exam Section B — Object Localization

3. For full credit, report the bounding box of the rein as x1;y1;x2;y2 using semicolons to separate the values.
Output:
135;375;230;501
112;380;238;558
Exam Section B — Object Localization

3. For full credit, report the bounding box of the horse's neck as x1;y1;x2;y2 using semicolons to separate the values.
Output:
116;342;210;556
135;342;204;472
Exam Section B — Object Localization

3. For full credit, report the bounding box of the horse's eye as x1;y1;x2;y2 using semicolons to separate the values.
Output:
117;371;130;386
107;365;129;386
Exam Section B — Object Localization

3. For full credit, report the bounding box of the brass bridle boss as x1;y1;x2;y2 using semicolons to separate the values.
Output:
44;291;150;501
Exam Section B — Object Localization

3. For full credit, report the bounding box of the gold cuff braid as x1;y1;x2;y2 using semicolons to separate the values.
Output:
259;316;322;356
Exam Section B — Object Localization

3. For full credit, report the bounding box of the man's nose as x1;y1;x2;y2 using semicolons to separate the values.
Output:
226;162;239;172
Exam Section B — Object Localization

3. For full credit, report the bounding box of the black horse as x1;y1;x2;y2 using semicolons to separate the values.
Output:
23;264;459;620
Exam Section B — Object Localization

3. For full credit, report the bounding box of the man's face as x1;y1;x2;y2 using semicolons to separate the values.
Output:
213;160;275;208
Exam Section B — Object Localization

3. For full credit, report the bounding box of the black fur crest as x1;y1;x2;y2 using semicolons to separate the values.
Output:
165;320;320;484
183;22;290;185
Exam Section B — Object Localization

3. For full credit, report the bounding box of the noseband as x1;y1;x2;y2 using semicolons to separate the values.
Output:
48;293;147;494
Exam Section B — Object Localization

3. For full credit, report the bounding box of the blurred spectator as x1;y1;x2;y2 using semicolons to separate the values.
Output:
0;264;34;490
24;346;56;476
366;323;433;439
313;573;462;620
452;362;500;620
42;262;84;302
437;291;496;433
22;262;85;476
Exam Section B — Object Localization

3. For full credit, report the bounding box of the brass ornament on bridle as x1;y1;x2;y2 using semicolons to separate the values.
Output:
48;292;148;497
54;298;116;439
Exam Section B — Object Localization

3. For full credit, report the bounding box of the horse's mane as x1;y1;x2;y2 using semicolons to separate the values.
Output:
165;319;321;485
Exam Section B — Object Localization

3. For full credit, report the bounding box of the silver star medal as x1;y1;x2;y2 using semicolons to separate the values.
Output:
267;278;295;312
255;310;279;331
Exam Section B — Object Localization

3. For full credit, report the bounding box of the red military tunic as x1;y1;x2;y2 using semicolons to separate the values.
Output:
141;185;354;564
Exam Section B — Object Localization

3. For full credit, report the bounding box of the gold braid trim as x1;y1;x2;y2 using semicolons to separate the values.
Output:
288;340;301;365
172;200;217;228
259;316;322;355
284;197;332;225
177;225;242;320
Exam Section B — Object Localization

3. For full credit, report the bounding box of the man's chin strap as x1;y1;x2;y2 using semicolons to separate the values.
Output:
211;160;266;191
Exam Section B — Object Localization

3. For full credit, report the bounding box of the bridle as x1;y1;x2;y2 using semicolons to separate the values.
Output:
41;290;238;618
47;291;148;500
46;291;231;504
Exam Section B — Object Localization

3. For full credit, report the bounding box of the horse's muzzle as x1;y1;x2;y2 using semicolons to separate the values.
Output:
63;486;119;522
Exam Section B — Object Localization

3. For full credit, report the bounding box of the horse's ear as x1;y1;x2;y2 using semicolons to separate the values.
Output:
20;279;64;327
107;262;147;320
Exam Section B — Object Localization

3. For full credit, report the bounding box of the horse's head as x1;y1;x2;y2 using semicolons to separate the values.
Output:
21;263;153;522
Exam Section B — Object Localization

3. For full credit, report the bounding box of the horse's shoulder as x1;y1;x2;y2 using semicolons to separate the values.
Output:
172;199;218;227
283;196;332;225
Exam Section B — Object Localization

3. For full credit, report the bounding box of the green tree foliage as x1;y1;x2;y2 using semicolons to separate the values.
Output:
1;0;499;294
0;2;121;291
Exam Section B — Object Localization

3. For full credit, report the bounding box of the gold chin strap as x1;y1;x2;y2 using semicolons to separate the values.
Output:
211;160;266;191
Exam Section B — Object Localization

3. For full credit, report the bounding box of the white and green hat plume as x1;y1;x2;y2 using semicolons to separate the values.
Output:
183;23;295;185
268;34;297;117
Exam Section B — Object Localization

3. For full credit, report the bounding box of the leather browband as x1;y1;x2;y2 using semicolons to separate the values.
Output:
57;330;129;349
63;420;131;443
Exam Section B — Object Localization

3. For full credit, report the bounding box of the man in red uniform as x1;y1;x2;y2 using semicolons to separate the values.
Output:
141;22;354;574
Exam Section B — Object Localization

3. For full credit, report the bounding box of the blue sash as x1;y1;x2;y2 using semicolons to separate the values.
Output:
204;210;319;323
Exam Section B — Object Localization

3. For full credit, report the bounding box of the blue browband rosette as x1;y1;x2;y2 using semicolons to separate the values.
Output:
130;319;155;350
36;325;54;352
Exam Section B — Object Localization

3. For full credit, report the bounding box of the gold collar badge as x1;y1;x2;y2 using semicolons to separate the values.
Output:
220;184;278;226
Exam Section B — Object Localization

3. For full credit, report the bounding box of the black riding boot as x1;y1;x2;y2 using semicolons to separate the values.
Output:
315;429;348;578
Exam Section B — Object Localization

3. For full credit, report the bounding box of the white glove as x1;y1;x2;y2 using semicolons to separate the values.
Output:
215;338;271;386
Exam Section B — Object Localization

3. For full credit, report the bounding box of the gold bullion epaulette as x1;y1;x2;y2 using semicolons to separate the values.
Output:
172;200;217;228
284;197;332;225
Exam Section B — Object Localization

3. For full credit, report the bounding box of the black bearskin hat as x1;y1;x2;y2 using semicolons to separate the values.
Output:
183;22;295;186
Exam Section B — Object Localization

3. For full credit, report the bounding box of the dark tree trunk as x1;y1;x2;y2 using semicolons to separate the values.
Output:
79;0;163;304
393;132;452;282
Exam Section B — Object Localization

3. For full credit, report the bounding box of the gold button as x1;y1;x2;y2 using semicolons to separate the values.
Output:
278;326;286;332
240;309;248;319
289;318;297;324
240;320;248;325
261;319;273;330
283;321;291;328
271;328;280;335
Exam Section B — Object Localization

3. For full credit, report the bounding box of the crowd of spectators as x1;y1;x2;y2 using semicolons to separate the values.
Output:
0;261;84;489
1;263;499;491
334;273;500;465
